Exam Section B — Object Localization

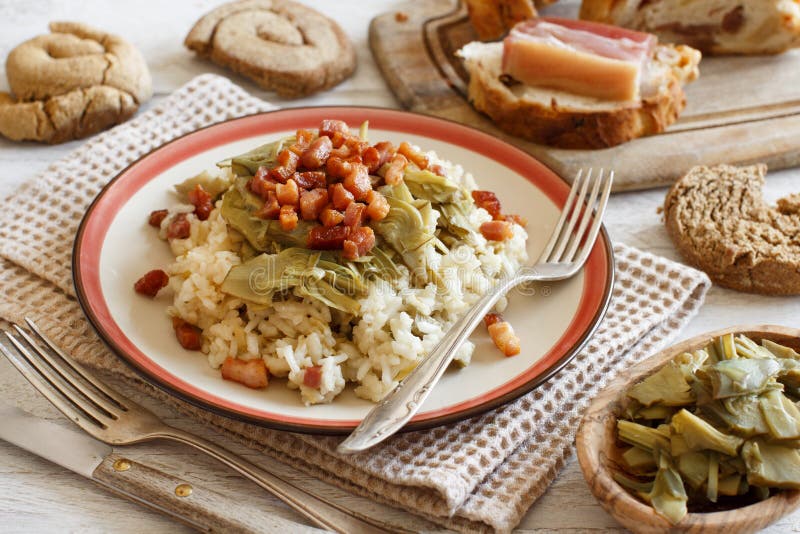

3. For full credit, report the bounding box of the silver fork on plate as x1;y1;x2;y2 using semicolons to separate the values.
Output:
0;318;390;534
338;168;614;454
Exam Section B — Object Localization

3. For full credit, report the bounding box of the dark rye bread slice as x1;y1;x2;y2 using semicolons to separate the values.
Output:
664;164;800;295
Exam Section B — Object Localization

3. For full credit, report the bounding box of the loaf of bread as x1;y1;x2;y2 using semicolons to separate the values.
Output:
458;40;700;148
580;0;800;54
664;164;800;295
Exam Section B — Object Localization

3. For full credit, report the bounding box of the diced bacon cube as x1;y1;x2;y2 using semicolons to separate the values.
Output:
221;357;269;389
269;165;295;184
303;365;323;388
484;313;503;327
331;183;355;210
398;141;429;170
134;269;169;297
343;202;366;227
166;213;191;239
384;153;407;185
307;225;350;249
342;226;376;260
275;178;300;206
472;190;503;219
277;148;299;172
188;184;213;221
480;220;514;241
319;119;349;138
300;136;333;169
255;191;280;220
294;171;327;189
172;317;202;351
365;190;390;221
326;157;352;180
343;163;371;201
320;207;345;227
299;188;329;221
279;205;298;231
505;213;528;227
148;209;168;227
487;321;521;357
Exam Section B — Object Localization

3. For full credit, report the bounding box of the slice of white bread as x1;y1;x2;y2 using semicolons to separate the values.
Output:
580;0;800;55
458;41;700;148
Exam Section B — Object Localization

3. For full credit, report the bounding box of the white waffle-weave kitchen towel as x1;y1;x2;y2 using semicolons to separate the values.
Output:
0;75;711;533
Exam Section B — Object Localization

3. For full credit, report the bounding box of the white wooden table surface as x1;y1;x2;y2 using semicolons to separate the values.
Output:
1;1;799;532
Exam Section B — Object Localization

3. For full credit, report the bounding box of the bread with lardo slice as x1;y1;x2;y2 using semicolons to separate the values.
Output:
580;0;800;55
458;17;701;149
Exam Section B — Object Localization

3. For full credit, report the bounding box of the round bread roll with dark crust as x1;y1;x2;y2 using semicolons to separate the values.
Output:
185;0;356;98
664;164;800;295
0;22;151;144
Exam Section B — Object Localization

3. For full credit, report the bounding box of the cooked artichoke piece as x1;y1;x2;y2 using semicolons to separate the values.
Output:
402;168;463;203
718;333;738;360
670;432;690;457
628;361;695;407
641;452;688;524
373;189;437;270
674;350;708;380
763;339;800;360
671;409;744;456
637;405;676;420
759;390;800;440
677;451;709;490
220;185;313;250
707;451;720;503
221;136;295;176
613;471;654;494
705;358;781;399
618;420;671;452
715;395;770;437
358;120;368;141
221;249;362;314
175;170;231;200
735;335;774;359
742;439;800;489
718;474;743;496
623;446;657;472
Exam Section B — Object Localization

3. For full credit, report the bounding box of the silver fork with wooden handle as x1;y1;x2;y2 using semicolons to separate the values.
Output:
338;168;614;454
0;318;391;534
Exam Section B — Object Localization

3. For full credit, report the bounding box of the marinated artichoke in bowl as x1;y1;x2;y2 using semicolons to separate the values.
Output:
615;333;800;523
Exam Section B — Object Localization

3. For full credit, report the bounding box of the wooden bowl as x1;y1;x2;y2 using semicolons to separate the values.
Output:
576;325;800;533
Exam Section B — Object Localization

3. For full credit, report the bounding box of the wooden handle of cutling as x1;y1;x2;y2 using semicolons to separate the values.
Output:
92;453;320;533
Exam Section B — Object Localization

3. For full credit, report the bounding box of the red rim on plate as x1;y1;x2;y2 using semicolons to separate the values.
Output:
73;107;614;434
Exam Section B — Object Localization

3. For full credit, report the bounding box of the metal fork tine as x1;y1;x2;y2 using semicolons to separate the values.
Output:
574;170;614;268
538;168;583;262
3;331;112;426
12;324;122;418
549;168;593;262
562;169;605;264
1;333;105;428
24;318;128;410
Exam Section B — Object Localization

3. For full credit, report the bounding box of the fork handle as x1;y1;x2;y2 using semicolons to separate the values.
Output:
156;428;393;534
337;273;521;454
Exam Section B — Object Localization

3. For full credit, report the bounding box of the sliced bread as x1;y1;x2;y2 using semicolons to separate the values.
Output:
664;164;800;295
458;41;700;148
580;0;800;55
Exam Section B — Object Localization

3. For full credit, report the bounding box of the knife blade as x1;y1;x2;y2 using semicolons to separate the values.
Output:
0;404;320;533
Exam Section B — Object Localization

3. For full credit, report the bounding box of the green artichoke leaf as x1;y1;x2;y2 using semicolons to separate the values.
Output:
742;439;800;489
718;474;743;496
220;136;296;176
617;420;671;453
296;276;361;316
762;339;800;360
221;248;319;304
759;389;800;440
622;446;657;473
372;191;437;272
628;361;696;407
670;409;744;456
707;451;720;503
717;395;770;437
706;358;781;399
613;471;655;494
641;452;688;525
174;170;231;200
402;168;463;203
220;185;313;250
636;405;677;420
677;451;709;490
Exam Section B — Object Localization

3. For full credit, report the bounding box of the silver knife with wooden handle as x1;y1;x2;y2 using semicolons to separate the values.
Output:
0;404;322;533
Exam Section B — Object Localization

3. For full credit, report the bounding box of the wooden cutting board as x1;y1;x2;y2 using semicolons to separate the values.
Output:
369;0;800;191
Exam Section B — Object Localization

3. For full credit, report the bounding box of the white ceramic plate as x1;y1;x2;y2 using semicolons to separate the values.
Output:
74;107;613;433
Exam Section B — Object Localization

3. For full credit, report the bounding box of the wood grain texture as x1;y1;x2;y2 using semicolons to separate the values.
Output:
92;453;321;533
1;1;800;533
369;0;800;191
577;326;800;534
